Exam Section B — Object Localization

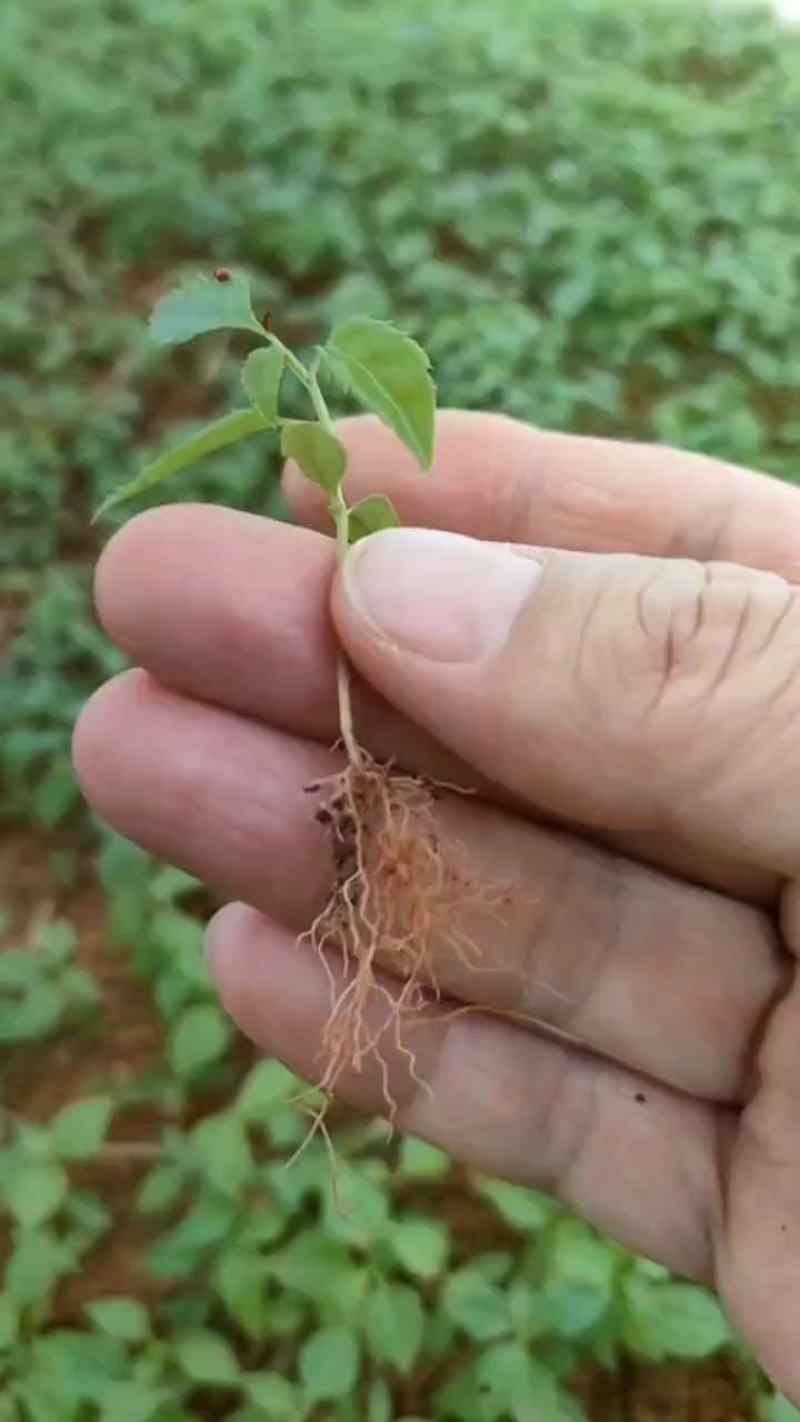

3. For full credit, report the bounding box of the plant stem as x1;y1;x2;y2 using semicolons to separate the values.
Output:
259;325;310;391
266;332;363;768
96;1142;164;1162
331;485;363;768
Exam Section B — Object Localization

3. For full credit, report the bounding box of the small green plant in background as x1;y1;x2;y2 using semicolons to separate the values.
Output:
0;838;760;1420
0;916;100;1045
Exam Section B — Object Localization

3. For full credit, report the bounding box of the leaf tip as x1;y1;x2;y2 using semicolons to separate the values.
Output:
91;498;112;524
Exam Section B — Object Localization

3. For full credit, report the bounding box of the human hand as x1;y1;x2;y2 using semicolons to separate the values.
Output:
74;413;800;1398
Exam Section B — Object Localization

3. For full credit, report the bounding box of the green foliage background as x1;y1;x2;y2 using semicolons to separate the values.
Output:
2;0;800;1416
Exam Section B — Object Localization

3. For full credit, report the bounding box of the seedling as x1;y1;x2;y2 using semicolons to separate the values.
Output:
98;271;489;1104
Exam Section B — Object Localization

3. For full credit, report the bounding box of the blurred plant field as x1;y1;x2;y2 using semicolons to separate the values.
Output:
2;0;800;1416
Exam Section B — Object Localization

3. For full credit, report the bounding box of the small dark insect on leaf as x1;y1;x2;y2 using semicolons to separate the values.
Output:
635;1092;647;1104
304;783;321;794
214;267;232;282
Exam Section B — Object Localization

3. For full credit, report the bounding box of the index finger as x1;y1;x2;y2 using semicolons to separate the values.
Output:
284;411;800;578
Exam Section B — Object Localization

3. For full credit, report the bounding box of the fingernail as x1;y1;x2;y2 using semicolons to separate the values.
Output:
343;527;543;662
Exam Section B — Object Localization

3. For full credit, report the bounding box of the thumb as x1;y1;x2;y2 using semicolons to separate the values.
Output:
332;527;800;876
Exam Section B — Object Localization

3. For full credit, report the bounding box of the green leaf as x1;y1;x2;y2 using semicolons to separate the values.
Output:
263;1106;308;1149
192;1112;253;1195
6;1163;68;1226
52;1097;113;1160
322;1162;390;1246
771;1398;800;1422
28;1329;128;1402
150;271;262;346
470;1251;514;1284
442;1268;513;1342
232;1200;286;1253
266;1228;362;1304
11;1379;70;1422
0;951;41;988
95;1381;169;1422
167;1003;231;1078
147;1194;237;1278
244;1372;297;1417
174;1329;241;1385
36;920;78;958
214;1250;268;1339
242;348;284;423
236;1059;298;1121
546;1220;617;1288
299;1326;359;1405
33;761;79;828
389;1216;449;1280
367;1379;392;1422
323;317;435;468
348;494;401;544
434;1362;486;1422
5;1227;73;1304
396;1136;450;1180
150;865;200;902
541;1219;617;1338
507;1279;554;1341
365;1281;424;1373
86;1297;150;1343
476;1178;556;1232
95;408;269;519
281;421;347;496
136;1163;185;1215
0;1292;20;1349
0;982;64;1043
476;1342;572;1422
622;1278;732;1361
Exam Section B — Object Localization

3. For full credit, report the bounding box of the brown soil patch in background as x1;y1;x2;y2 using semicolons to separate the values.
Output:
575;1358;750;1422
1;828;167;1313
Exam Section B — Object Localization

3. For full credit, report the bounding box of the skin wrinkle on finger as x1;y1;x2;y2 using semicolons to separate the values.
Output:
73;667;785;1103
209;904;721;1280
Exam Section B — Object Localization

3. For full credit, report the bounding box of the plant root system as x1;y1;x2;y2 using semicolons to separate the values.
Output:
304;754;508;1111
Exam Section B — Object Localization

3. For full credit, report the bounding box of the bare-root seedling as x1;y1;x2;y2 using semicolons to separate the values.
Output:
99;269;505;1108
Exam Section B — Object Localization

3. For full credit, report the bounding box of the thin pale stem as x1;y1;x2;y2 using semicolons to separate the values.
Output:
304;354;363;769
258;325;309;390
257;328;362;766
332;483;362;767
306;353;335;434
95;1142;164;1162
